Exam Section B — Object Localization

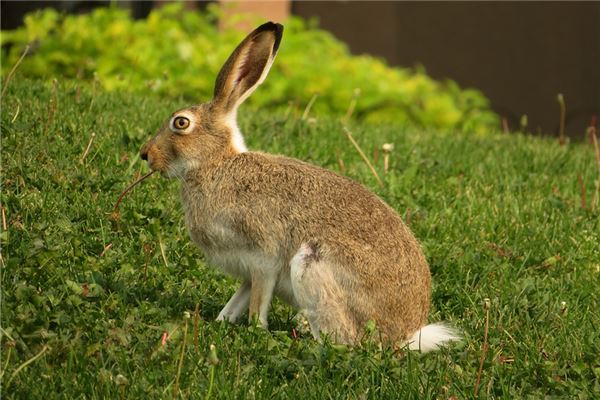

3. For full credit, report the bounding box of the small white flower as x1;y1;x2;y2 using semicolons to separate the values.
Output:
483;298;491;310
115;374;129;386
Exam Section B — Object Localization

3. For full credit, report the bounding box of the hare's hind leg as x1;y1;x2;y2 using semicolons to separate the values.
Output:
290;242;358;343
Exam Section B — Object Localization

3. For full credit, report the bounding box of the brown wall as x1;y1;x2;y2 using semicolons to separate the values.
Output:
219;0;290;31
294;1;600;137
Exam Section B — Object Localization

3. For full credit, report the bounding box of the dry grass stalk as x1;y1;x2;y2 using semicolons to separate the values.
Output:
158;237;169;269
501;117;509;134
283;100;296;120
302;93;319;120
1;206;7;231
341;88;361;123
343;127;384;188
193;303;201;353
99;243;113;257
557;94;566;145
114;171;156;212
474;298;491;397
1;45;30;98
337;157;346;173
11;102;20;123
577;174;587;209
589;120;600;209
80;132;97;163
44;79;59;135
382;143;394;174
405;207;412;227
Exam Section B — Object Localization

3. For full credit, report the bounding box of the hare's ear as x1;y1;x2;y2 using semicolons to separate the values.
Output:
213;22;283;114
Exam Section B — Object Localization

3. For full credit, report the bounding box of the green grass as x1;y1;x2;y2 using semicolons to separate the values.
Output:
1;79;599;399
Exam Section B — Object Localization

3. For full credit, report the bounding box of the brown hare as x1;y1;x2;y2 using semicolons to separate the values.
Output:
140;22;458;351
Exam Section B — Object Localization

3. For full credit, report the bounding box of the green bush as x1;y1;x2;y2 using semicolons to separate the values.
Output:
1;3;499;133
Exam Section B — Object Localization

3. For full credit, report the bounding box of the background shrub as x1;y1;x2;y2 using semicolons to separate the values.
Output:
1;3;499;133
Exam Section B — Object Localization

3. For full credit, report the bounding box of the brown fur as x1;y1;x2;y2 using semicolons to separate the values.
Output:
140;22;431;344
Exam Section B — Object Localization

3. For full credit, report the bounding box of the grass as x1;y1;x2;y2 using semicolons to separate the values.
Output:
1;79;599;399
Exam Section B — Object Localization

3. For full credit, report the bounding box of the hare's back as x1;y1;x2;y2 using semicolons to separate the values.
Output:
224;152;420;260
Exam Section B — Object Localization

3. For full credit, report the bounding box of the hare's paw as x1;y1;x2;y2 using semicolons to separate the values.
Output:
216;281;251;324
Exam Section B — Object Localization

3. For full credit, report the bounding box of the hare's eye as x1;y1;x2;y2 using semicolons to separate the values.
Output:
172;116;190;131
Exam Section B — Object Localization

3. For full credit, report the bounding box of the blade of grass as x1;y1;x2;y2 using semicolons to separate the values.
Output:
6;345;49;390
159;235;169;269
173;317;189;400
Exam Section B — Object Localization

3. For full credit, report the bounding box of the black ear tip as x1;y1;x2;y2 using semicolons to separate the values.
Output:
257;21;284;33
254;22;284;52
272;23;283;53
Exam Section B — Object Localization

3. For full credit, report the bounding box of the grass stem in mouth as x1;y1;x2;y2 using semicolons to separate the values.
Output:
114;170;156;212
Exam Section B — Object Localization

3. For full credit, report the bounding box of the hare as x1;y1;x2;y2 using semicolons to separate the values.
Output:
140;22;458;351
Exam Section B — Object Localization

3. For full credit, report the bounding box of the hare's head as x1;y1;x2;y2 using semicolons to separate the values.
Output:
140;22;283;178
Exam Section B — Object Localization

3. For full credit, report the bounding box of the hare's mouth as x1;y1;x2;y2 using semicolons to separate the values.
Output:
146;160;158;172
144;156;166;176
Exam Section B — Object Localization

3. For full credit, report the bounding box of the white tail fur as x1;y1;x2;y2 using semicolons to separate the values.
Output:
407;322;461;352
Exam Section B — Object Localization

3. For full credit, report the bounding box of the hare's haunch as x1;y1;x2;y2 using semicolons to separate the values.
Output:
140;22;458;350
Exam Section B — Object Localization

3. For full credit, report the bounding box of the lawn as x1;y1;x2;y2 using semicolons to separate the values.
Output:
1;79;599;399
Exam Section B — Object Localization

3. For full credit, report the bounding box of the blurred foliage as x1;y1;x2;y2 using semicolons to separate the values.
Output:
1;3;499;133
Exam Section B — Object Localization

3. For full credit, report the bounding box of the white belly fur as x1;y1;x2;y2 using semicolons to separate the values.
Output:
205;247;298;308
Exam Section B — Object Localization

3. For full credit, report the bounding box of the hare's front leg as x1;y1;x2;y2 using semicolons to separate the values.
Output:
248;271;278;328
217;281;251;323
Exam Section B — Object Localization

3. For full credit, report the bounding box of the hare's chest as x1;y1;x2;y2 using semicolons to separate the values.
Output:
186;212;241;250
187;217;249;274
182;188;237;245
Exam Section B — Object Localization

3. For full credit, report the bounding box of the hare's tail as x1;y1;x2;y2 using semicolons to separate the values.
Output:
407;322;461;352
